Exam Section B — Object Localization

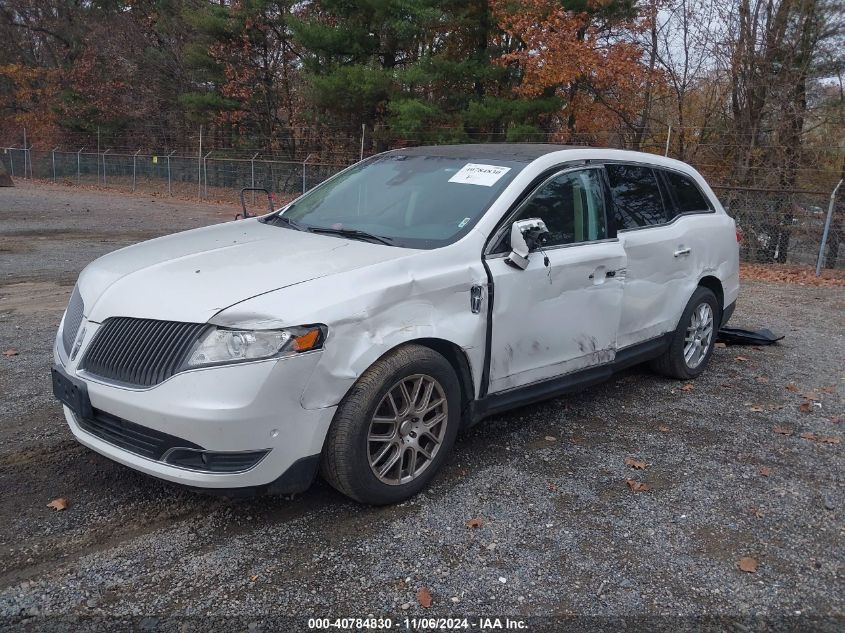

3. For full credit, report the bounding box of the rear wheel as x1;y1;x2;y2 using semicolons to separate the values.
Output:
650;286;720;380
320;344;461;505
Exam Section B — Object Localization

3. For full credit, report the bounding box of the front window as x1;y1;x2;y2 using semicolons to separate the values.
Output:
278;154;525;249
512;168;608;247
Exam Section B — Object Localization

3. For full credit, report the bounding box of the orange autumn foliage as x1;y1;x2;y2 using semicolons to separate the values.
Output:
0;63;61;143
494;0;651;140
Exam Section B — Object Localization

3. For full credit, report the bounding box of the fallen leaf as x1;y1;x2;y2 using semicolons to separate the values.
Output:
737;557;758;573
749;406;765;412
544;435;557;442
785;383;799;392
773;426;793;436
715;342;727;348
830;416;843;424
740;263;845;287
799;402;812;414
680;383;694;391
799;431;817;441
759;466;771;477
548;483;558;492
625;479;652;493
250;574;259;582
819;385;836;394
659;425;671;432
465;517;483;529
2;349;18;357
756;376;770;383
734;356;749;362
801;391;820;401
47;498;68;511
624;457;649;470
820;436;841;445
750;507;765;519
417;587;433;609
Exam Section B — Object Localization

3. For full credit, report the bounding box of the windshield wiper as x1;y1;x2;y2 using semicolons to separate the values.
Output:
262;212;306;231
307;227;395;246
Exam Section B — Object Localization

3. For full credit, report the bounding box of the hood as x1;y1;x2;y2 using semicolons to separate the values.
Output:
80;219;414;323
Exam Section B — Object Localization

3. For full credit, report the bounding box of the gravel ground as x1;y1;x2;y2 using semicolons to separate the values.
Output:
0;181;843;632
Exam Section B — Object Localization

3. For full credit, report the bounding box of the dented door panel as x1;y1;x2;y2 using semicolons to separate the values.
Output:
485;241;626;393
617;213;737;349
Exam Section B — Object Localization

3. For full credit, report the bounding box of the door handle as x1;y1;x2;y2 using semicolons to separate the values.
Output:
674;247;691;257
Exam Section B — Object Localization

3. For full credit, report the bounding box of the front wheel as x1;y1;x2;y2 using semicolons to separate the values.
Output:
650;286;720;380
320;344;461;505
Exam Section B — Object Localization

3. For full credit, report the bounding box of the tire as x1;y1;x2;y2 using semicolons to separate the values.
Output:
320;344;461;505
650;286;721;380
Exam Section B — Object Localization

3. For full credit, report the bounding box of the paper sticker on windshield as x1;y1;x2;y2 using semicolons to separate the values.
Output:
448;163;511;187
458;217;471;228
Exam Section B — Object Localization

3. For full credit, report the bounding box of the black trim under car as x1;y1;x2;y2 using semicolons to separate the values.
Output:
721;300;736;328
185;454;321;497
469;332;673;423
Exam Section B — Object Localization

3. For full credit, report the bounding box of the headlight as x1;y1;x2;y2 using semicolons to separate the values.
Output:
184;325;326;369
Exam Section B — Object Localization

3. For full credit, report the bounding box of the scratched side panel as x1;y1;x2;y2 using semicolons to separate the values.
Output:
211;232;490;410
485;241;626;393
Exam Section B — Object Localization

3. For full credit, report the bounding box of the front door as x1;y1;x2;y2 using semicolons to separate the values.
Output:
485;167;626;394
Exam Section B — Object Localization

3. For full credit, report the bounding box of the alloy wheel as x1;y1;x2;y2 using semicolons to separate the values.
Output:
367;374;448;485
683;302;714;369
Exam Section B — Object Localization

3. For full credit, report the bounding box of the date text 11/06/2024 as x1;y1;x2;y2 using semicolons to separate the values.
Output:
307;617;529;630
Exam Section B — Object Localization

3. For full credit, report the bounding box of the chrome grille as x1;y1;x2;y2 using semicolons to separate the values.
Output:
62;287;85;354
80;317;208;387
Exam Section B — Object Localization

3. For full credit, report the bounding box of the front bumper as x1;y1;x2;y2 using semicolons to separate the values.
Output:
56;344;336;492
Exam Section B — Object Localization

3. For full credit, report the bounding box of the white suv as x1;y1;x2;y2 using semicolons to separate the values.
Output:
52;145;739;504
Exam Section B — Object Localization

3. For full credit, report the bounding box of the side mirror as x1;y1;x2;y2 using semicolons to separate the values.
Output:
506;218;549;270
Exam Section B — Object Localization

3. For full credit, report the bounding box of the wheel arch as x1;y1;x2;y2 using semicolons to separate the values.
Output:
697;275;724;312
409;337;476;420
301;333;478;419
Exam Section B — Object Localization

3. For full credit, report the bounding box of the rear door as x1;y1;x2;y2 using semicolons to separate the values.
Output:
607;163;724;350
485;167;626;393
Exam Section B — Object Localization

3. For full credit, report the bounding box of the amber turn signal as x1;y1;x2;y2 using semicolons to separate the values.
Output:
292;328;322;352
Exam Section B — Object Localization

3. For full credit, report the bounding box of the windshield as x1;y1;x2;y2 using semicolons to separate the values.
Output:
277;153;525;249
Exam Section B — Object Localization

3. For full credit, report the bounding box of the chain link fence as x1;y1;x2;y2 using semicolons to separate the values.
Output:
2;146;843;270
0;147;346;205
715;185;843;269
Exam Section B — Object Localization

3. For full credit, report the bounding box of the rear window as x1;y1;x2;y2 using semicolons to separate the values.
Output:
662;170;712;217
605;164;667;230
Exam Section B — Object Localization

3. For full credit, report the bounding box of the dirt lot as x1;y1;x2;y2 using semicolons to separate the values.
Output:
1;182;843;631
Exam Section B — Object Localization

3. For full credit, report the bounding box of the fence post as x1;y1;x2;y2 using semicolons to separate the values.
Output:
251;152;259;204
22;128;28;179
197;125;202;200
77;148;84;185
816;178;844;276
52;147;58;182
302;153;313;194
360;124;365;161
96;127;100;183
102;149;111;186
132;149;141;192
664;124;672;157
8;148;13;179
167;150;176;196
203;150;212;199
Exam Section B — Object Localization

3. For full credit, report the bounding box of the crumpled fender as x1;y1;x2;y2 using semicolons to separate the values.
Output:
210;231;490;410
